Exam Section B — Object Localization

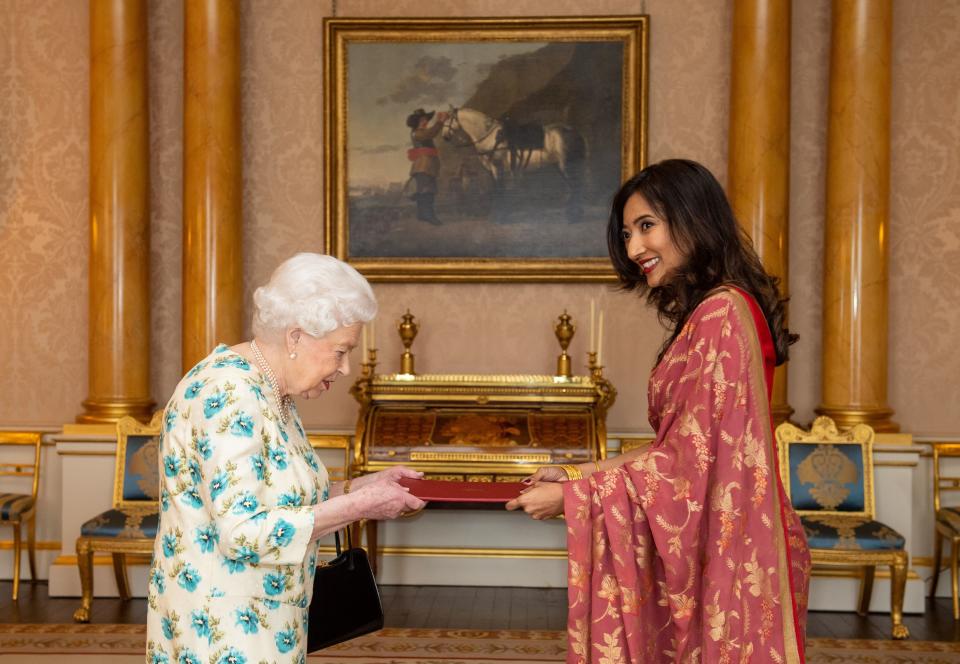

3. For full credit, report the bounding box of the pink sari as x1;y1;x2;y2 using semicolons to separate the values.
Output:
563;288;810;663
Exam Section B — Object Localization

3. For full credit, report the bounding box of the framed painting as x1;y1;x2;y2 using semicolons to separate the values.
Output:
323;16;648;281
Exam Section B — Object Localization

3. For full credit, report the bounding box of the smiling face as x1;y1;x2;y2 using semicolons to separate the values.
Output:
285;323;362;399
620;192;687;288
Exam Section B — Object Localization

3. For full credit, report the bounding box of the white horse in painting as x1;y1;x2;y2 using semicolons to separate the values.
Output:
441;106;585;219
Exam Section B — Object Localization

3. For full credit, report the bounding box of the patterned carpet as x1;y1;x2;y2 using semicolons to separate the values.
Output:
1;624;959;663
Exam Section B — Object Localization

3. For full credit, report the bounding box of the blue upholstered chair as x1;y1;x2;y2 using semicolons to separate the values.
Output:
73;413;161;622
0;431;42;600
929;443;960;620
776;416;909;639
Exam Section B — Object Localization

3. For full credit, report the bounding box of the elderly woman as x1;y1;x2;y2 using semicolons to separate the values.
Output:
146;253;424;664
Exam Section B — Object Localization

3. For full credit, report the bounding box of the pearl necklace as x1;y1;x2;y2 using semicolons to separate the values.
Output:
250;340;291;426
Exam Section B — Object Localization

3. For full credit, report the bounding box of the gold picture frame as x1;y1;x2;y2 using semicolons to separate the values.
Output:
323;16;649;282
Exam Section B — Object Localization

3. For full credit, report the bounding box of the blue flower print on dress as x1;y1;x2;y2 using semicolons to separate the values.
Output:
280;428;289;442
275;628;297;654
213;354;250;371
233;545;260;566
161;533;179;558
150;649;170;664
228;411;255;437
150;567;166;593
215;648;247;664
248;381;266;402
262;598;280;610
223;558;246;574
192;431;213;460
181;485;204;509
161;615;176;639
177;563;202;592
320;485;328;502
163;454;182;478
263;570;288;596
184;380;206;400
250;454;267;481
187;458;202;484
160;488;170;512
232;492;258;515
203;391;229;419
235;606;260;634
177;649;200;664
277;490;303;508
294;419;305;438
269;519;296;548
194;523;219;553
186;359;209;378
209;471;229;502
190;609;211;640
165;409;178;432
266;444;288;470
304;452;320;473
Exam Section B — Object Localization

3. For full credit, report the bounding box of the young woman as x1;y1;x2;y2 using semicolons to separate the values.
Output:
507;159;810;663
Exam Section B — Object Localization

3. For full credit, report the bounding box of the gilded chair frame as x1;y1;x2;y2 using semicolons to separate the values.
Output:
776;416;909;639
0;431;43;600
928;442;960;619
73;413;161;623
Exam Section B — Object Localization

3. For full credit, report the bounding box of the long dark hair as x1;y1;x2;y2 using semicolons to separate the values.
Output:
607;159;797;365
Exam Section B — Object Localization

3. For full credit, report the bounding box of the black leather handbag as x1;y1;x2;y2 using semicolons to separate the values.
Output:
307;528;384;652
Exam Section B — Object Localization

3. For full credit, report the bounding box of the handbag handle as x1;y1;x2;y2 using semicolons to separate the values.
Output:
333;526;356;571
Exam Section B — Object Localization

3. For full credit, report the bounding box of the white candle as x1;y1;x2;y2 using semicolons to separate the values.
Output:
597;309;605;366
589;299;596;354
362;323;368;359
370;319;376;350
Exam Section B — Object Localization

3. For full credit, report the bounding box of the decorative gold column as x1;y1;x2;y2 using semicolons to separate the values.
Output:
79;0;154;423
727;0;792;424
182;0;243;372
816;0;896;431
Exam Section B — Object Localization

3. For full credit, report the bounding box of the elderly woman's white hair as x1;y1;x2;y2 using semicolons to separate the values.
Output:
252;253;377;340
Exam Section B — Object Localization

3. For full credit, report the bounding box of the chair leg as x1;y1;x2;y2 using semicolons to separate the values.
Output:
26;514;37;584
73;538;94;623
932;528;944;598
11;521;22;601
890;552;910;639
857;565;875;616
112;553;131;600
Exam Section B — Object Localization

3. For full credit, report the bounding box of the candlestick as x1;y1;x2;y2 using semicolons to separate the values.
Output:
361;323;368;360
370;319;376;351
589;299;596;354
597;309;604;366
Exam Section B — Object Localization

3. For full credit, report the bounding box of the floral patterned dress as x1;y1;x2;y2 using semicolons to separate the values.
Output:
146;344;328;664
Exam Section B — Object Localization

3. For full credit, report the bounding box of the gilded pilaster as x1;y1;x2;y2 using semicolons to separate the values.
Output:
816;0;896;431
80;0;154;423
727;0;792;424
182;0;243;372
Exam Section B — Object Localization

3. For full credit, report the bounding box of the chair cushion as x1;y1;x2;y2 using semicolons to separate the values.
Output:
936;507;960;533
802;515;905;551
80;508;159;539
0;493;34;521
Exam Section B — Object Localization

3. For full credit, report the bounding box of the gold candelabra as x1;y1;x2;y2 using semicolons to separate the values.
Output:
554;311;575;378
398;310;418;375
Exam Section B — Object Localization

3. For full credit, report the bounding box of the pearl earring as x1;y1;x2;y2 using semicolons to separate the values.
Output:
289;352;297;360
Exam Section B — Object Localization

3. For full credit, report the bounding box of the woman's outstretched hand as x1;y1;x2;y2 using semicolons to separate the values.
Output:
521;465;569;485
350;480;425;521
505;481;564;520
352;465;423;492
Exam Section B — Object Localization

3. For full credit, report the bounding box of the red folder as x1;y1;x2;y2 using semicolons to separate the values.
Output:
399;477;525;503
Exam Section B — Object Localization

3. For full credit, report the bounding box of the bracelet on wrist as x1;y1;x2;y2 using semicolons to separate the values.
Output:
559;464;583;481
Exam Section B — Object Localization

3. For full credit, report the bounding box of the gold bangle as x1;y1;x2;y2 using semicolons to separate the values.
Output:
560;464;583;481
343;479;352;495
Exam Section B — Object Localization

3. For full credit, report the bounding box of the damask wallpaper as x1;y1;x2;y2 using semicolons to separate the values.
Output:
1;0;958;437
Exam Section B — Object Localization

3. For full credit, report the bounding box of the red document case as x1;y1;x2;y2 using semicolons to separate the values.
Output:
399;478;525;503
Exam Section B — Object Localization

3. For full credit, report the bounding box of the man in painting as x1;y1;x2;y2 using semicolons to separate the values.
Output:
406;108;447;225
